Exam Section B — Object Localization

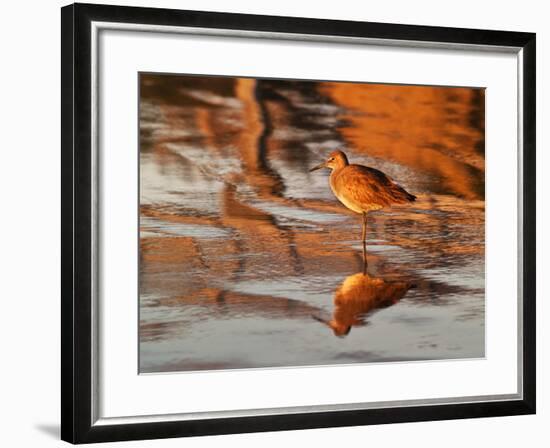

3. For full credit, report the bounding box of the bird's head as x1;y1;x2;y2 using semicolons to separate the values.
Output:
309;150;349;172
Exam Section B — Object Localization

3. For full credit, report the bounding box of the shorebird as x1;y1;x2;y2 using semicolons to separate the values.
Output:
310;150;416;264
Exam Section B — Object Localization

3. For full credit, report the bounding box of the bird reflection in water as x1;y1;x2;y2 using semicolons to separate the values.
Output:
314;269;414;337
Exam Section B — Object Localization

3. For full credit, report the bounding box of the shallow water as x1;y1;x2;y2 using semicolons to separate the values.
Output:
139;74;485;373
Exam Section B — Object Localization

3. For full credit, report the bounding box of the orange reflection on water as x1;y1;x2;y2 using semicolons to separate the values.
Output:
322;82;484;200
314;272;414;337
138;73;486;372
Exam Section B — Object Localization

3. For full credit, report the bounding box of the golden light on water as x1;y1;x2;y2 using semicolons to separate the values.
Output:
139;74;485;373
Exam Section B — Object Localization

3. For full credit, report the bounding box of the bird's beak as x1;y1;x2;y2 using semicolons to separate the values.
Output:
311;315;331;326
309;162;326;172
311;315;349;337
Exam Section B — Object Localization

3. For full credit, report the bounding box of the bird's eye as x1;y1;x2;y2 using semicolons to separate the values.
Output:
329;158;334;161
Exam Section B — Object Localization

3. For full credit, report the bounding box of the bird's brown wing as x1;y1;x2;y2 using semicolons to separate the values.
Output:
333;165;416;210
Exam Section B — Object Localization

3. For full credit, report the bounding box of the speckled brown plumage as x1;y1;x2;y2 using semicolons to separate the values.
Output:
312;150;415;213
330;163;416;213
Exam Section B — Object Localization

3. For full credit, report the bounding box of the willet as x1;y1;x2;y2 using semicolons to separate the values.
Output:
310;150;416;265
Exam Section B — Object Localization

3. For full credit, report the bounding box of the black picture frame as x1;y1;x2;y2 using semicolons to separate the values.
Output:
61;2;536;444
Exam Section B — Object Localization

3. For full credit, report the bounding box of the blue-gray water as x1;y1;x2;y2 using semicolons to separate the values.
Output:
139;74;485;373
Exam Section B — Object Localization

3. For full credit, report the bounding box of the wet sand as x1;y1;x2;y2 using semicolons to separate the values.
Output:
139;74;485;373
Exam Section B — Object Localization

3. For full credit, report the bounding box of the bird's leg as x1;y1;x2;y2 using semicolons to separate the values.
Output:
361;212;367;243
361;212;368;272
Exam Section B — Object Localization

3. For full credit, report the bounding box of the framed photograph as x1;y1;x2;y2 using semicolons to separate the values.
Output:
61;2;536;444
